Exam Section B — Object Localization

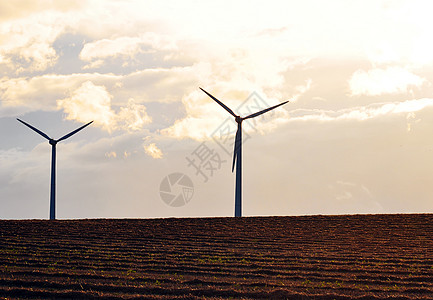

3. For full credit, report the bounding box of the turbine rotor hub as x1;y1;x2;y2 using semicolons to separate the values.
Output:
49;139;57;145
235;116;242;123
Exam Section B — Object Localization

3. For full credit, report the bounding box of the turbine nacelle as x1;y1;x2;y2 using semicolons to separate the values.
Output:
235;116;242;124
49;139;57;146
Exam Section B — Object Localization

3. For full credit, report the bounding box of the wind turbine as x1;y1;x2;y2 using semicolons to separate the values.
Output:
17;119;93;220
200;88;288;217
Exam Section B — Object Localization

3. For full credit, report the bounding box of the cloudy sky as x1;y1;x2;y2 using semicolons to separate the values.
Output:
2;0;433;219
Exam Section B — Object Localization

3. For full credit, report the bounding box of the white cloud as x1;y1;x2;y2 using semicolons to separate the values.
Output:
0;1;84;22
80;33;177;65
57;81;152;132
82;60;104;70
118;98;152;131
143;143;163;159
80;36;142;62
0;73;120;116
1;0;431;75
105;151;117;159
406;111;421;132
0;9;80;73
292;79;312;102
0;66;196;117
57;81;115;129
349;67;424;96
289;98;433;122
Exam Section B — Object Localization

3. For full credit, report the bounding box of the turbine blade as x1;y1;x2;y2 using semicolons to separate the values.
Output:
232;124;241;172
243;100;289;120
17;118;51;140
57;121;93;142
200;87;237;118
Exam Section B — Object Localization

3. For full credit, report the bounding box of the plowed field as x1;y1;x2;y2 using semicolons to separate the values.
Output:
1;214;433;299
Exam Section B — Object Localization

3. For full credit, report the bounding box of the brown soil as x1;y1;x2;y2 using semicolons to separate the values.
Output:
0;214;433;299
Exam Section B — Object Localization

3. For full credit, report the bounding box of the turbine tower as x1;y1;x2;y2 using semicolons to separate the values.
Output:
200;88;288;217
17;119;93;220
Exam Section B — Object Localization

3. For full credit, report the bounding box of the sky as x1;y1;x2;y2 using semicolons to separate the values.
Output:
2;0;433;219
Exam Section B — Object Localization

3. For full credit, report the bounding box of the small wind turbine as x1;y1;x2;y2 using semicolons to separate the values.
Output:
200;88;288;217
17;119;93;220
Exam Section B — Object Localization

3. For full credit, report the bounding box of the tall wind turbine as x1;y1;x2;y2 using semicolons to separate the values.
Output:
17;119;93;220
200;88;288;217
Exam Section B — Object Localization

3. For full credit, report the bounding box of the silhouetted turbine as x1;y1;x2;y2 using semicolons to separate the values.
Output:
17;119;93;220
200;88;288;217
